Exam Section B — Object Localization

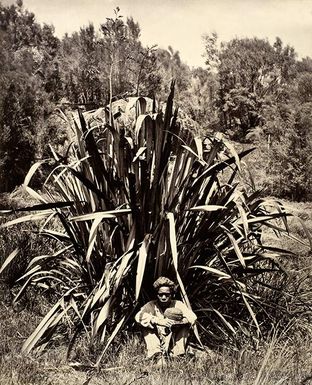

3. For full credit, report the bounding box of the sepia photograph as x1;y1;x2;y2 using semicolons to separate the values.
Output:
0;0;312;384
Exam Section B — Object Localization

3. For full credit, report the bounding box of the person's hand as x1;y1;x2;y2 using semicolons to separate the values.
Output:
155;318;176;327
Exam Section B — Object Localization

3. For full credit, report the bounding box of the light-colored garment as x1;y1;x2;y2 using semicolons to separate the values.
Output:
142;324;190;358
135;300;197;358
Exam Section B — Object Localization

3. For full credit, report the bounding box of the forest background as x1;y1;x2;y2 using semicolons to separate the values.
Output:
1;0;312;201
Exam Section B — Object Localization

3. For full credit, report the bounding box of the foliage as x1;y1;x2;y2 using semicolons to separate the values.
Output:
1;1;312;203
0;2;166;192
282;103;312;200
201;33;312;201
0;87;306;366
296;72;312;103
153;46;191;102
202;32;219;72
241;96;312;201
57;9;161;107
203;35;297;140
0;0;61;191
179;67;219;133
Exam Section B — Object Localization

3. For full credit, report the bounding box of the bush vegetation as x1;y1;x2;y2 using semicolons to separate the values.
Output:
1;1;312;200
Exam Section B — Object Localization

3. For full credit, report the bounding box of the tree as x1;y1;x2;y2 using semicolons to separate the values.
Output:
297;73;312;103
56;9;162;106
297;56;312;74
202;32;219;72
204;36;297;140
100;10;162;100
283;103;312;200
179;67;219;133
0;0;61;191
57;26;103;106
154;46;191;103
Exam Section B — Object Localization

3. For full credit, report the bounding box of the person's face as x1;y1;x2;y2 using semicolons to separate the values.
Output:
157;286;172;306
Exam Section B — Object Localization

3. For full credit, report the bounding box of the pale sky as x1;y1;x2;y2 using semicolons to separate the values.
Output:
3;0;312;67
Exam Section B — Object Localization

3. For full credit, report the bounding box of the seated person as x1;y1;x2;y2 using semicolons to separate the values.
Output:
135;276;197;361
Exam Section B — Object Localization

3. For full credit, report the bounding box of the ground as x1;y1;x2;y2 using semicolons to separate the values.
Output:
1;199;312;385
1;302;312;385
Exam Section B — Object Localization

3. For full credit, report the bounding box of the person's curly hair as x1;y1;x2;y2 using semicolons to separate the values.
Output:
153;276;176;293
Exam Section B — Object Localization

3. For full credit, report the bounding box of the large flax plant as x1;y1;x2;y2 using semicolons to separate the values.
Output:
0;85;297;364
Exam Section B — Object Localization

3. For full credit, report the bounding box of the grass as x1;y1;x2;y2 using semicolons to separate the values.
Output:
1;262;312;385
0;200;311;385
0;301;312;385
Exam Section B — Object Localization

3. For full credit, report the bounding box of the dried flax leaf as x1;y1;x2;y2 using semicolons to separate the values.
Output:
135;234;152;300
190;205;226;212
71;209;131;222
0;210;53;228
91;283;109;309
25;186;47;204
86;216;104;263
39;229;71;242
95;315;126;368
194;137;204;161
94;298;111;336
297;217;312;250
24;160;48;187
0;248;19;274
237;213;291;225
190;265;231;279
113;240;136;288
220;226;246;268
27;246;73;269
223;139;241;172
235;202;249;238
22;299;64;353
167;212;178;270
212;308;236;334
242;293;260;336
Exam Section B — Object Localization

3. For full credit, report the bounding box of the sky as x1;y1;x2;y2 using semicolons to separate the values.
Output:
3;0;312;67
